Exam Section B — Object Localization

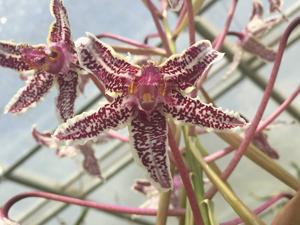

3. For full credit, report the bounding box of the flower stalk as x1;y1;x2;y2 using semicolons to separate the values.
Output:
206;16;300;198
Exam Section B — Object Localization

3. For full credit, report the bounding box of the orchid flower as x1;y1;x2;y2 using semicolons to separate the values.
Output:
1;0;83;121
32;127;102;177
54;33;247;190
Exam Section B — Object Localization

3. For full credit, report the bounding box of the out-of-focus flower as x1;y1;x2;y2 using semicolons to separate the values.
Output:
167;0;184;11
268;0;283;13
1;0;85;121
253;132;279;159
54;33;246;190
133;175;183;209
32;127;102;177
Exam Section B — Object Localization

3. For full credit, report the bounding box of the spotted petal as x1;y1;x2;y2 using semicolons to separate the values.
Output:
129;110;172;191
159;41;223;91
0;41;36;71
76;33;140;94
54;96;134;144
163;91;246;130
49;0;75;52
56;69;78;121
5;71;54;114
80;145;102;177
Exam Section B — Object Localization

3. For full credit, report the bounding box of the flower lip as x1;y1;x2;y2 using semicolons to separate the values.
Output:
131;62;165;113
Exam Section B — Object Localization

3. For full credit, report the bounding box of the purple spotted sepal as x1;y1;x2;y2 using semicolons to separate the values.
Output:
55;33;246;190
2;0;81;122
54;96;134;145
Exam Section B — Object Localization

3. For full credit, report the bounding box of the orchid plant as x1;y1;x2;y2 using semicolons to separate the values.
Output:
1;0;300;225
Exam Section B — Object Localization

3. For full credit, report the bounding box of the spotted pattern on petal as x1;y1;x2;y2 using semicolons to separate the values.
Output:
54;96;134;143
56;70;78;121
0;41;32;71
129;110;172;190
49;0;75;52
159;41;223;90
77;34;140;94
163;91;246;130
5;71;54;114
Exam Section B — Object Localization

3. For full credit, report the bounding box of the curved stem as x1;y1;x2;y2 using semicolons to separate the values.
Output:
221;193;293;225
96;33;155;49
213;0;238;51
144;0;172;55
204;146;234;163
206;16;300;199
168;127;204;225
185;0;196;45
257;85;300;132
1;191;185;221
196;0;239;90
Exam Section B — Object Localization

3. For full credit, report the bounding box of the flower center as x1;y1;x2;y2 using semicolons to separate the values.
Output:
128;63;166;113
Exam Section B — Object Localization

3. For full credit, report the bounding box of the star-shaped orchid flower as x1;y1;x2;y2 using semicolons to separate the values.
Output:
54;33;246;190
1;0;81;121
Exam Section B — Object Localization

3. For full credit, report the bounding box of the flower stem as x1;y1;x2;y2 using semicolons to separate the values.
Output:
185;0;196;45
257;85;300;132
96;33;156;49
183;127;210;225
206;16;300;199
143;0;172;55
1;191;185;222
168;127;204;225
191;141;266;225
221;192;293;225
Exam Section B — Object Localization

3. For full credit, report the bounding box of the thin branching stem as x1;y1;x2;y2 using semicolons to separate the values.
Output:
0;191;185;221
221;193;293;225
96;33;156;49
257;85;300;132
185;0;196;45
168;127;204;225
143;0;172;55
206;16;300;199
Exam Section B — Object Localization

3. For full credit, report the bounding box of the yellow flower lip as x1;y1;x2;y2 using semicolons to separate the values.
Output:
142;93;153;103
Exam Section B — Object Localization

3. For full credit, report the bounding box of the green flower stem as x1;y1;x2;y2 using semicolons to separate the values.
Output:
218;132;300;191
183;126;210;225
195;139;233;191
191;140;266;225
156;190;172;225
156;163;175;225
173;0;205;38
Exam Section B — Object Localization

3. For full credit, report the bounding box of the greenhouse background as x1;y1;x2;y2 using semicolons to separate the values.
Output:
0;0;299;224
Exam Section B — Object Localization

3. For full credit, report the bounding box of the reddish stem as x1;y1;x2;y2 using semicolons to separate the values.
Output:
204;146;234;163
173;2;188;38
257;85;300;133
168;127;204;225
213;0;238;51
144;0;172;55
185;0;196;45
96;33;155;49
196;0;239;90
0;191;185;221
144;32;160;44
206;16;300;199
221;193;293;225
